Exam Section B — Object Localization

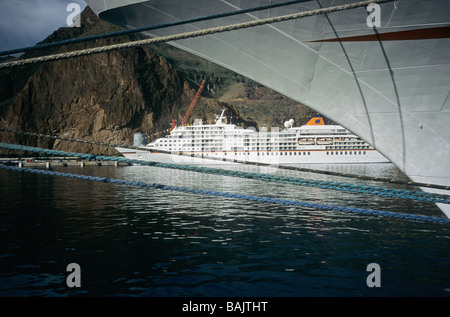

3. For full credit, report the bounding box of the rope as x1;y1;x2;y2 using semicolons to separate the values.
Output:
0;0;313;57
0;128;135;150
0;0;392;69
2;127;449;190
277;165;450;190
1;142;449;205
1;164;448;224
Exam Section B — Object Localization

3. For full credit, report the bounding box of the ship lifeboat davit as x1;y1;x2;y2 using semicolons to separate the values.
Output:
317;138;333;145
298;138;315;145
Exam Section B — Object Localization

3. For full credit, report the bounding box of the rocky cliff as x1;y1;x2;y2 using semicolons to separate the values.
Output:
0;6;315;157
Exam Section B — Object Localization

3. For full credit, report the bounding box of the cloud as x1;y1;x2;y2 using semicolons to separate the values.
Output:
0;0;87;54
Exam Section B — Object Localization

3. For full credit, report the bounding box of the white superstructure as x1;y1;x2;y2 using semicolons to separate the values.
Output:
116;111;388;165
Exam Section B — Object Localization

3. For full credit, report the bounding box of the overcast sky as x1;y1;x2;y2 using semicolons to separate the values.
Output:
0;0;87;54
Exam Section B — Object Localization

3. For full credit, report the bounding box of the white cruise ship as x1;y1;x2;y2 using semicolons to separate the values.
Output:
116;111;388;165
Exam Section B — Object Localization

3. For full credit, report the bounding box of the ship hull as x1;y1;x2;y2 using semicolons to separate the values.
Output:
116;147;389;165
87;0;450;217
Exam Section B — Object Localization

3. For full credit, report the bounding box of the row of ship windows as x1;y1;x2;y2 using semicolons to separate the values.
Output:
184;129;349;135
326;146;370;149
203;152;312;156
168;151;367;155
328;151;367;155
251;151;368;155
158;140;368;148
159;139;298;143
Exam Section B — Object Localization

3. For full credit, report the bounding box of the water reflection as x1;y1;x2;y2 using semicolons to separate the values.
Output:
0;163;449;297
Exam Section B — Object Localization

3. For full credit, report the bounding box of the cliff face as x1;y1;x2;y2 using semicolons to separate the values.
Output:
0;6;314;157
0;7;216;155
1;47;183;155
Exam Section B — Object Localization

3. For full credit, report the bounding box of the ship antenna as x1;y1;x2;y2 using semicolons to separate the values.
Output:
216;109;226;124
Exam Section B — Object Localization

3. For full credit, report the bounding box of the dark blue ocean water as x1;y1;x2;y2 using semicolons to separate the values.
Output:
0;163;449;297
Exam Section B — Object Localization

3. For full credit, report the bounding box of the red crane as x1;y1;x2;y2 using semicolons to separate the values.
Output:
180;80;206;127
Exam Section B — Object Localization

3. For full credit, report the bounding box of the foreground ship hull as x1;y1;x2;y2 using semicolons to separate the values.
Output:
86;0;450;217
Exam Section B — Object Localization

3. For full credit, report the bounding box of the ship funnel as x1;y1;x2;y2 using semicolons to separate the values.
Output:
305;116;326;126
